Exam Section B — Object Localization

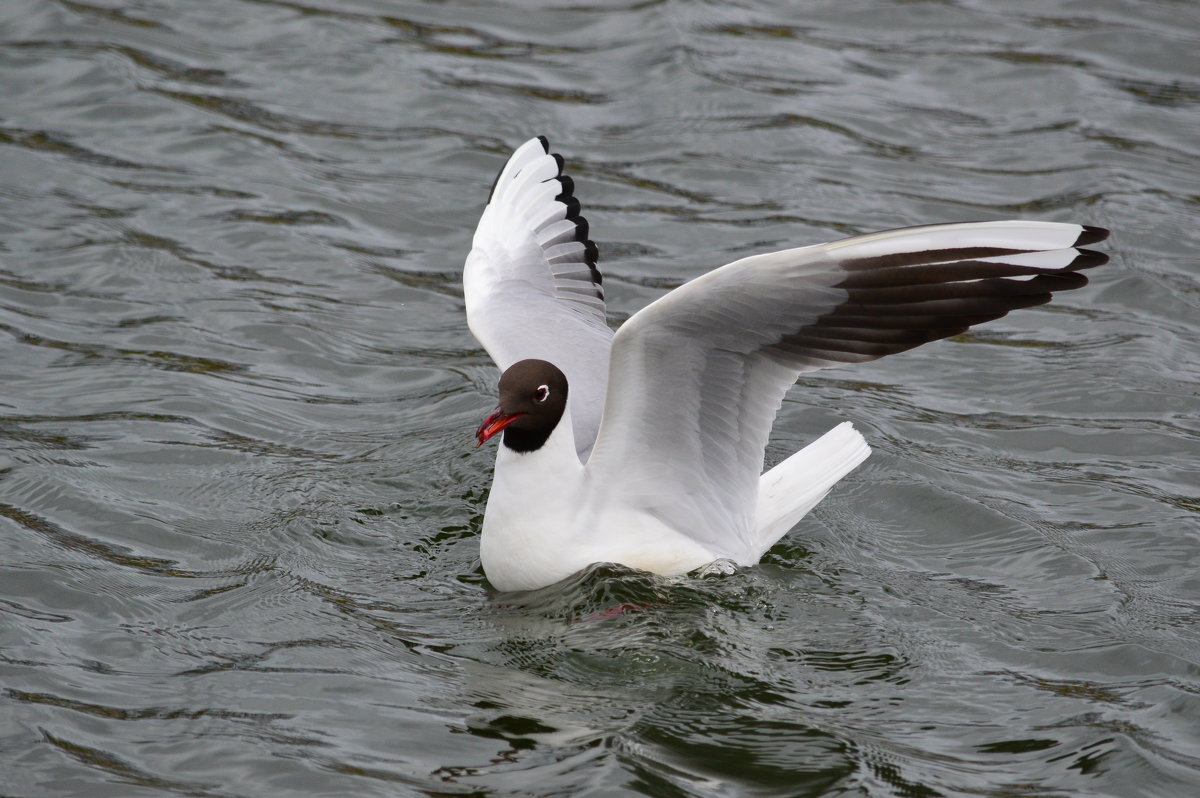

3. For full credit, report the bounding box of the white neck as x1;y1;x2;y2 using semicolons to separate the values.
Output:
479;403;588;591
499;399;582;468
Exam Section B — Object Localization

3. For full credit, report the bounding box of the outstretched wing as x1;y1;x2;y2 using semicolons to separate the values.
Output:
584;221;1109;555
464;137;612;458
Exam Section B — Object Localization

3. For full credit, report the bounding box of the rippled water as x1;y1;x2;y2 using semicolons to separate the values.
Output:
3;1;1199;795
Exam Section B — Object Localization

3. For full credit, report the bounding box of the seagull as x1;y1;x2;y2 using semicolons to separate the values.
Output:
464;136;1108;592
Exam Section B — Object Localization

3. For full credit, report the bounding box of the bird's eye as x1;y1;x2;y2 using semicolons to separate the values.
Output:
535;385;550;403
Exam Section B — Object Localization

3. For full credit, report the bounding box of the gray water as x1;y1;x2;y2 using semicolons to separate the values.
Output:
2;1;1199;796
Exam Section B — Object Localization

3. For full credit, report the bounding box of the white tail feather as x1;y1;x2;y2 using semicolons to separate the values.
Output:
752;422;871;559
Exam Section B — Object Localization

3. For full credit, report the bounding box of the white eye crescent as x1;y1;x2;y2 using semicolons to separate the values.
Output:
535;384;550;403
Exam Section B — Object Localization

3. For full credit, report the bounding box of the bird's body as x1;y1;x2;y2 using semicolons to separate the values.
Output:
479;399;739;591
465;137;1108;592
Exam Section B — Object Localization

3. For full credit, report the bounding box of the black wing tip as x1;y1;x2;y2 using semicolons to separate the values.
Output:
584;240;601;271
1074;225;1110;247
559;193;582;219
546;144;601;274
569;214;589;242
570;214;602;271
1038;271;1090;291
772;222;1109;369
503;136;603;280
1071;248;1109;270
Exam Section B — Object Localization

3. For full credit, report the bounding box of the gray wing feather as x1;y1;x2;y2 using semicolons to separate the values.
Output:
585;221;1108;555
464;138;611;458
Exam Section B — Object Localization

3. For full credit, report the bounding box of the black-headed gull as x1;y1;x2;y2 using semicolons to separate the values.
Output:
465;137;1108;592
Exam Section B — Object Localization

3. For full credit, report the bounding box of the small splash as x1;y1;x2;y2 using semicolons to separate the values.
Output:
693;558;738;579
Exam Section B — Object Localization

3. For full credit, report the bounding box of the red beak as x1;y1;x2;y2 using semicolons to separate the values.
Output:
475;408;524;447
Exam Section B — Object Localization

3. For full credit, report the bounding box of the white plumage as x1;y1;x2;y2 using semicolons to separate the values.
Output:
464;137;1108;592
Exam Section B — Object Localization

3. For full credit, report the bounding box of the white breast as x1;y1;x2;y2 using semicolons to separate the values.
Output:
479;405;719;591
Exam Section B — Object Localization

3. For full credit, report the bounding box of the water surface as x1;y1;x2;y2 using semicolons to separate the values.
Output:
2;1;1199;795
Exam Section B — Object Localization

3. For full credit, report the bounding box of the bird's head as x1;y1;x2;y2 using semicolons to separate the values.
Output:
475;359;568;453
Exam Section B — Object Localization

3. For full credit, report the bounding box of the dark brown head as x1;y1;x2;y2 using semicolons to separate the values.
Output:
475;359;568;453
